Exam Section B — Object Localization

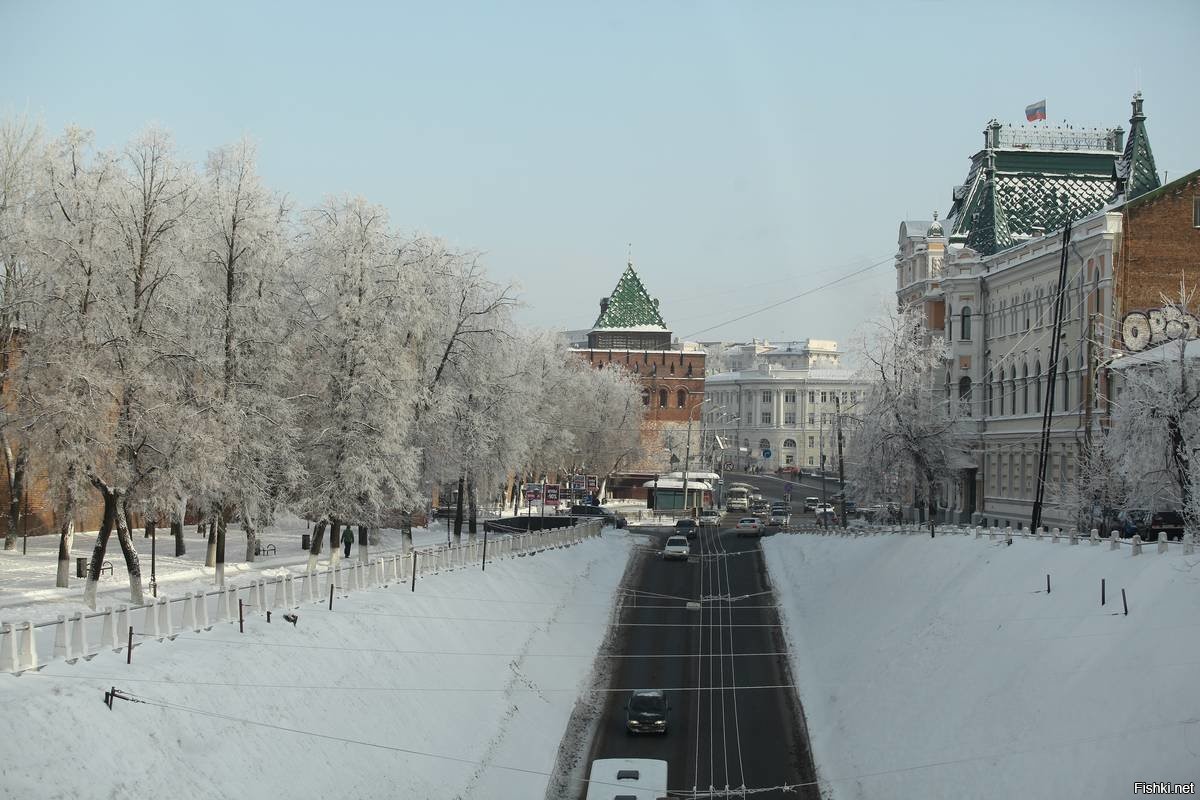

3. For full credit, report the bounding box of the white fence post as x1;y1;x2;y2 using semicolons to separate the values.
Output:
1051;527;1060;543
143;601;163;640
1110;530;1120;551
17;621;38;673
1090;528;1099;545
101;606;123;649
52;615;70;661
1069;529;1079;545
1157;534;1169;554
156;598;175;641
0;622;17;673
1131;534;1142;556
1186;533;1197;556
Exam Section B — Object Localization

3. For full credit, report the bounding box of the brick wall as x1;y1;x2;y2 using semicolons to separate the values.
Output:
1115;173;1200;314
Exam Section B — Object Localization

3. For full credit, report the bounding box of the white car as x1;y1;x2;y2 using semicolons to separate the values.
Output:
768;511;790;526
815;504;835;515
662;535;691;560
735;517;762;537
699;509;720;524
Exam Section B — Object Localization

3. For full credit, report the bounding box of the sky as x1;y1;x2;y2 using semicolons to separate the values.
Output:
3;0;1198;349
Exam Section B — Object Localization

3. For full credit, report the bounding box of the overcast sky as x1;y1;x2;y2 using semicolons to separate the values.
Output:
4;0;1197;348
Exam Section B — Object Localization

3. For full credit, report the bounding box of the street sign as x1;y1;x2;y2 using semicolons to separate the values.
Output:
544;484;560;506
762;449;772;458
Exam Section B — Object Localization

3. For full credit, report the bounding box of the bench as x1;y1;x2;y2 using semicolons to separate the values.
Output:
99;561;113;577
254;542;277;556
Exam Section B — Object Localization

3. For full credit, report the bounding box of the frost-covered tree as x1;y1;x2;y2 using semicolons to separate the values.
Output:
845;304;963;532
291;198;421;572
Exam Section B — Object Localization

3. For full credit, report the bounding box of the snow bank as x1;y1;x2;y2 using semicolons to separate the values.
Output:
0;531;630;799
764;531;1200;799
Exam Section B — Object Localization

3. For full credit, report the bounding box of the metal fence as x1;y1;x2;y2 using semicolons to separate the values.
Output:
0;519;602;675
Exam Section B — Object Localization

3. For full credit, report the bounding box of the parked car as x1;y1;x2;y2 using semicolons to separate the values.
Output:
674;518;698;539
625;689;670;735
698;509;720;524
569;504;627;528
735;517;762;536
663;535;691;560
804;497;820;512
1117;509;1185;541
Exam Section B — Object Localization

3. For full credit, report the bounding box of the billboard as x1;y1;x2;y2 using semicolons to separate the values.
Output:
571;475;586;492
586;475;599;491
544;484;560;506
522;483;542;501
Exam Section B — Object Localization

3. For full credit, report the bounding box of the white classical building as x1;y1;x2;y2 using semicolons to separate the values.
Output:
703;364;865;474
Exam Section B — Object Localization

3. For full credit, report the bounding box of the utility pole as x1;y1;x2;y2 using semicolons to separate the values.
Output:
1032;223;1072;532
835;394;847;528
819;426;828;527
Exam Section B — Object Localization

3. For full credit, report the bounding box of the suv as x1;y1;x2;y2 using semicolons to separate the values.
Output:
625;689;670;735
569;504;627;528
804;497;820;512
663;535;690;560
674;518;698;539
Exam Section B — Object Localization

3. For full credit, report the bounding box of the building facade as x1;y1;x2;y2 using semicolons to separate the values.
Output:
895;94;1199;530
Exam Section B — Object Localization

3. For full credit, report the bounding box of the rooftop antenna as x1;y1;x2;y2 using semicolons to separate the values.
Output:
627;242;633;267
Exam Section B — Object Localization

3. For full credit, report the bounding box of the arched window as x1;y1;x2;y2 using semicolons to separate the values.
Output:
669;363;675;375
641;389;650;406
947;304;953;342
1035;361;1042;412
1059;358;1070;411
783;438;797;448
961;306;972;340
658;389;668;409
759;438;771;452
1021;363;1029;413
958;377;972;416
676;389;687;409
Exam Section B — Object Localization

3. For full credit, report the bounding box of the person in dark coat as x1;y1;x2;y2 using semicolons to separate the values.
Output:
341;526;354;557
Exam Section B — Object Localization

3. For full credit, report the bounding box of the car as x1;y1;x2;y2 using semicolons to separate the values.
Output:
569;504;627;528
804;497;820;512
674;518;698;538
698;509;720;524
768;511;790;526
1117;509;1185;541
735;517;762;536
662;535;691;560
625;689;670;735
815;503;835;515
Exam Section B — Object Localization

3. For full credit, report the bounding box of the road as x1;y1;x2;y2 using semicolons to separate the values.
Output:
579;506;820;799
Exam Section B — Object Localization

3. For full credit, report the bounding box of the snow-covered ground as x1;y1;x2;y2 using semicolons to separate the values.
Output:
764;529;1200;799
0;521;631;799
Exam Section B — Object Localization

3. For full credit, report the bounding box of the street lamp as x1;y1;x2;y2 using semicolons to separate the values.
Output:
681;397;713;513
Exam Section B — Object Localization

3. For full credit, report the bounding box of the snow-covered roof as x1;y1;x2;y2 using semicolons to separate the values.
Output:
588;324;671;334
665;471;721;481
642;478;713;491
1108;338;1200;371
705;367;861;384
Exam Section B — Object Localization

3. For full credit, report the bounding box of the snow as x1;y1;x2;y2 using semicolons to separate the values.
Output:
0;520;631;799
764;529;1200;798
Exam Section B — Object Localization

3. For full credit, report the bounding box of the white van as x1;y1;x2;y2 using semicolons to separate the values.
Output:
585;758;668;800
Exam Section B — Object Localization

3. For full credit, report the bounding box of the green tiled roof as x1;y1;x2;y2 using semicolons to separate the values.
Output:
966;169;1013;254
1114;92;1160;201
592;264;669;330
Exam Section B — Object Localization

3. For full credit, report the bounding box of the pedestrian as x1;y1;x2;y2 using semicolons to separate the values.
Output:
341;526;354;558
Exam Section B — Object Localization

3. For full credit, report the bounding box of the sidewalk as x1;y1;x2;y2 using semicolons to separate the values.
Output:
0;513;477;624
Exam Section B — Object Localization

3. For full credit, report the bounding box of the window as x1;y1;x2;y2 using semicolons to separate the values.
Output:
1194;197;1200;227
658;389;667;408
686;363;693;377
850;391;857;403
807;456;815;466
1021;364;1028;413
641;389;650;406
669;363;674;375
783;438;796;448
821;413;830;425
808;391;815;403
759;438;770;451
808;436;815;448
785;454;794;465
762;391;771;403
808;413;815;425
820;391;828;403
784;412;796;424
761;411;772;424
961;306;972;340
677;389;687;409
958;377;972;416
784;391;796;403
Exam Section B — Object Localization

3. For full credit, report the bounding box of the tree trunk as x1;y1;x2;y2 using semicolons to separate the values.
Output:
204;519;218;567
2;444;26;551
468;474;478;536
453;472;465;541
329;518;342;568
172;499;186;557
400;512;413;553
243;506;257;563
306;519;328;573
926;469;937;537
214;509;228;586
113;495;145;606
55;483;79;589
82;490;117;609
357;524;368;563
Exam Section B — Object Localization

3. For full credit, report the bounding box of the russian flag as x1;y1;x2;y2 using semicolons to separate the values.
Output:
1025;100;1047;122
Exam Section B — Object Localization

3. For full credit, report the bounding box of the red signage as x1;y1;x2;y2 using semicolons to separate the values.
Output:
523;484;541;501
571;475;586;492
586;475;599;491
544;484;560;506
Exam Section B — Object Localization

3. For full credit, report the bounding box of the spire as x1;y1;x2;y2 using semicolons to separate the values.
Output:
1114;91;1160;201
926;210;944;238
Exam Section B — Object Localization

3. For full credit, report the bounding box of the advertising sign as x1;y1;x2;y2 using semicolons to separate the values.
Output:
522;483;542;501
586;475;599;491
571;475;586;492
544;484;560;506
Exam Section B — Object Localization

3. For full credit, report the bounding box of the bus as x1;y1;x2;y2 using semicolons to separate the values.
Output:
725;482;754;511
585;758;668;800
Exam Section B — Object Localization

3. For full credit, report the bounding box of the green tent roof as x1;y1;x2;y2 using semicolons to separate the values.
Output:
1114;92;1160;201
592;264;669;331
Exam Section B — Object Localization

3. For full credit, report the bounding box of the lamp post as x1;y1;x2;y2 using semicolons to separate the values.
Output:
681;397;713;514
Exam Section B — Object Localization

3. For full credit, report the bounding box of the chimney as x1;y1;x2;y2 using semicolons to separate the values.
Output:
599;297;608;316
1110;125;1125;153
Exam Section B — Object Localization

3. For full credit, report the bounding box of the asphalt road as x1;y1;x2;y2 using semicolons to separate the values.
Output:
580;511;820;799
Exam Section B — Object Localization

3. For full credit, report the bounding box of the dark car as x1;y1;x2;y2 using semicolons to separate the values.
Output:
625;689;670;735
1118;509;1185;541
569;504;627;528
674;518;698;538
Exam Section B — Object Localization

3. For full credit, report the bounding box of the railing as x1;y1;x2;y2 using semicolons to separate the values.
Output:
0;519;603;675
